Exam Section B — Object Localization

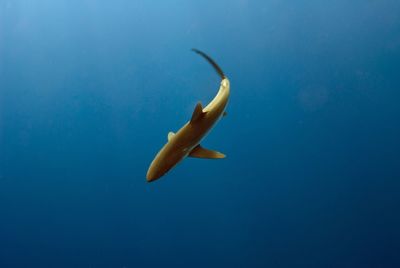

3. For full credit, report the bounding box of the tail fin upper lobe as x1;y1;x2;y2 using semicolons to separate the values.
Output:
192;48;225;79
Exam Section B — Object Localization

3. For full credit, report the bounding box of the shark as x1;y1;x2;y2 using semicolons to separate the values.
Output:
146;49;230;182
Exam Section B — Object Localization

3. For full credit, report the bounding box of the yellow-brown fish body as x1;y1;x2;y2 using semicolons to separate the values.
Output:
146;49;229;182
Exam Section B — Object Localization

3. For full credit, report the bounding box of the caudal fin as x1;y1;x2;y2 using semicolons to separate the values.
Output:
192;48;225;79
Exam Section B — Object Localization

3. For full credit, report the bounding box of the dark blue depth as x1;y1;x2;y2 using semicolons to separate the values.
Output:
1;1;400;267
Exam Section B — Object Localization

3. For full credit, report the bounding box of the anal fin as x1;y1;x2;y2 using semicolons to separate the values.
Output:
188;145;226;159
168;132;175;141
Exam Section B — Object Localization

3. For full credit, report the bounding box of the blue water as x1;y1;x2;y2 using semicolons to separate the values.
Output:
1;1;400;267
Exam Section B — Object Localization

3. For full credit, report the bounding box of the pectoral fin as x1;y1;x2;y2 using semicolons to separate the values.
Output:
189;145;226;159
190;102;206;123
167;132;175;141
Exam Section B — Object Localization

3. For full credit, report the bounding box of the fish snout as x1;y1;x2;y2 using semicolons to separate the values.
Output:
146;166;162;182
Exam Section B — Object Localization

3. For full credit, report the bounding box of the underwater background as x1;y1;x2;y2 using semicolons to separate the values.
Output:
1;1;400;267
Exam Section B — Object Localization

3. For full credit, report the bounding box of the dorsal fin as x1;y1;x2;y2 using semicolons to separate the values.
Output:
188;144;226;159
190;102;205;123
167;132;175;141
